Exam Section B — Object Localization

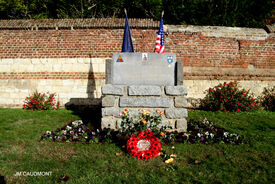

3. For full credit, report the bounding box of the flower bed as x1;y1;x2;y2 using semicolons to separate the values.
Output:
41;118;242;145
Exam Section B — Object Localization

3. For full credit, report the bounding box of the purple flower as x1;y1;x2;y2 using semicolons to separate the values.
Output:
201;136;205;142
70;131;74;135
61;136;64;139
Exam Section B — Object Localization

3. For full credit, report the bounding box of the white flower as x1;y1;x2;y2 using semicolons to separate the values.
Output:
46;131;51;135
66;126;72;130
72;121;78;127
76;120;83;125
210;133;214;138
205;132;209;136
63;130;67;135
203;118;210;124
197;133;201;137
224;132;229;137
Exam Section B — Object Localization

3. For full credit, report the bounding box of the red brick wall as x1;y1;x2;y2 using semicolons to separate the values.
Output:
0;28;274;69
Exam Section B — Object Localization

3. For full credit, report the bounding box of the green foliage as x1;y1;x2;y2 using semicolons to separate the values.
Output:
163;0;273;27
0;0;272;28
200;81;259;112
259;86;275;111
23;90;60;110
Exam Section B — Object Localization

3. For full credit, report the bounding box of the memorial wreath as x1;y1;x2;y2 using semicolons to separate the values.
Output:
127;130;161;160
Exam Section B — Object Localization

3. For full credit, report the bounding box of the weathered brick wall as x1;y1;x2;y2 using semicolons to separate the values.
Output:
0;19;274;108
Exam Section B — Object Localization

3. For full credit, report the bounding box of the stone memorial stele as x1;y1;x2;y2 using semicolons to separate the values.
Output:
111;53;176;86
101;53;188;132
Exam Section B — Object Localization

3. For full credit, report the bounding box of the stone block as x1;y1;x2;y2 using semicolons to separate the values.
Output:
165;108;188;119
101;117;116;130
116;119;122;129
176;119;187;132
126;108;139;117
165;86;188;96
101;84;124;96
157;119;174;129
176;61;184;85
102;107;120;117
102;96;116;107
174;97;189;108
128;85;162;96
120;97;170;107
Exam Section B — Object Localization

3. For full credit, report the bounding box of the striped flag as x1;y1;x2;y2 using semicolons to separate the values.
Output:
155;16;164;53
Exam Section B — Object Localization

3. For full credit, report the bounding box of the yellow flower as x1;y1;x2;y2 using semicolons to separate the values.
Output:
165;158;174;164
142;108;146;114
170;154;177;158
160;132;165;136
123;108;129;115
156;109;164;115
146;110;150;115
141;118;147;124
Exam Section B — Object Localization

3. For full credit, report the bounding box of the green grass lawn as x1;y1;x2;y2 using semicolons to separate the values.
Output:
0;108;274;184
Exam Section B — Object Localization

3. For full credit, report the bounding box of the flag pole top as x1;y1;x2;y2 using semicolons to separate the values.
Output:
161;10;164;17
124;8;127;15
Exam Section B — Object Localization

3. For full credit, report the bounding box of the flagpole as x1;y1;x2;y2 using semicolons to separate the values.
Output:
122;8;134;52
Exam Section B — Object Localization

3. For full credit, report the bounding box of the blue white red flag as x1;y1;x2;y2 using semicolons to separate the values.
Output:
155;17;164;53
121;13;134;52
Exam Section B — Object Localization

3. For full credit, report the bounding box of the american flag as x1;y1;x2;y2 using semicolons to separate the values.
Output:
155;17;164;53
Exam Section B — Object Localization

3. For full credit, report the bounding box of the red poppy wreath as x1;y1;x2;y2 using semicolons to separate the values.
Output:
127;130;161;160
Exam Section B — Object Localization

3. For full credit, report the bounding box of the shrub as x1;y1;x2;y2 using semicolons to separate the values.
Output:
119;109;170;139
23;90;60;110
200;81;258;112
259;86;275;111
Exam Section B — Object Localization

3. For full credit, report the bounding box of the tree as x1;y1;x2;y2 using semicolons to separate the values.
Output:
0;0;273;28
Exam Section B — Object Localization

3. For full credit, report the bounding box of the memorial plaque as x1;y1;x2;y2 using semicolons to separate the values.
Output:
111;53;177;86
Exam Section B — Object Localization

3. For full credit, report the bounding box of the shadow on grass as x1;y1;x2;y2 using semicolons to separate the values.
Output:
65;104;102;130
0;176;6;184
